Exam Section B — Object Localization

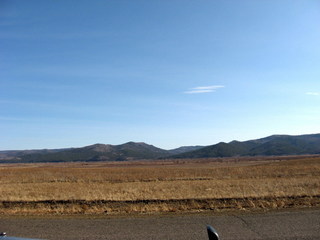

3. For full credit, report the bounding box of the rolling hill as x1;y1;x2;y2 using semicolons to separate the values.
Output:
171;134;320;158
0;134;319;163
0;142;170;163
0;142;205;163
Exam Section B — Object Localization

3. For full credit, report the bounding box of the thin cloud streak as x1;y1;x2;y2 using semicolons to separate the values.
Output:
193;85;224;90
185;89;214;94
306;92;320;96
184;85;225;94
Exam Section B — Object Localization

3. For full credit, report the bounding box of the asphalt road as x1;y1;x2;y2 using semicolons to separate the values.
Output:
0;209;319;240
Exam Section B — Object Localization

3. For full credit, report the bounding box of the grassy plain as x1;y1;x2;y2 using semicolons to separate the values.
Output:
0;156;319;214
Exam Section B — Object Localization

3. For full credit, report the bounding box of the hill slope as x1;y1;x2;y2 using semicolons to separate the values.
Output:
0;144;205;163
168;146;204;155
11;142;170;163
171;134;320;158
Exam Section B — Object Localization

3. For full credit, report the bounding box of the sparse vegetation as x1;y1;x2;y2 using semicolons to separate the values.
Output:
0;156;319;214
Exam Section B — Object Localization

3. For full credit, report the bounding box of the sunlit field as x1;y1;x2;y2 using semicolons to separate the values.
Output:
0;156;319;214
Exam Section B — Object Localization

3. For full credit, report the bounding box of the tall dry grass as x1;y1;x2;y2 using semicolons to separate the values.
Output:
0;157;319;202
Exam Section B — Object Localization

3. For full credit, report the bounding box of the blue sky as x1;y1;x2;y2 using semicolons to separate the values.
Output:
1;0;320;150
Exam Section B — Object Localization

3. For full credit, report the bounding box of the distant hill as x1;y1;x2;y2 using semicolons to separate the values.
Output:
0;142;171;163
0;143;205;163
168;146;204;155
1;134;319;163
171;134;320;158
0;148;69;160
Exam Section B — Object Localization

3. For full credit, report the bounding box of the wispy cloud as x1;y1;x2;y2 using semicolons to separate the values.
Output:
184;85;225;94
306;92;320;96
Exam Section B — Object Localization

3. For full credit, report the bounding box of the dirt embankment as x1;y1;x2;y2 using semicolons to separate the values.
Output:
1;195;319;215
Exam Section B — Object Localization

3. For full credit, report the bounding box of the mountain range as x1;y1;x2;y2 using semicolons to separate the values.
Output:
0;133;319;163
0;142;204;163
172;134;320;158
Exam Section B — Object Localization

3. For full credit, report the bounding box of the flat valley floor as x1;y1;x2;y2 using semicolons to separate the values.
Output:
1;156;319;214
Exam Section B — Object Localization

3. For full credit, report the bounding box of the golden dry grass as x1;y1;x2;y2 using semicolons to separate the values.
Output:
0;156;319;214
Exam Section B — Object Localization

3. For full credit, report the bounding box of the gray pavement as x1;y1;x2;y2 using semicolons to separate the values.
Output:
0;209;319;240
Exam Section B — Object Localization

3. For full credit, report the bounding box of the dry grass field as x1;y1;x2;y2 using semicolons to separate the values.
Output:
0;156;319;214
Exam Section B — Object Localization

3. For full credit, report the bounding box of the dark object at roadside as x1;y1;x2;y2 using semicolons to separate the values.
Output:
0;232;45;240
207;225;220;240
